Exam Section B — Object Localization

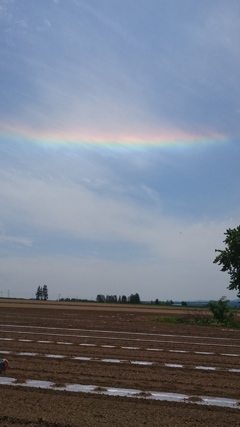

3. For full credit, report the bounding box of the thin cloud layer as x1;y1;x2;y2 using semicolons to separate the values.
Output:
0;0;239;300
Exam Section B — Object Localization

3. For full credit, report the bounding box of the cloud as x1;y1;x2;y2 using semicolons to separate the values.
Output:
0;1;240;302
0;163;238;301
0;233;32;246
1;0;240;136
0;167;165;248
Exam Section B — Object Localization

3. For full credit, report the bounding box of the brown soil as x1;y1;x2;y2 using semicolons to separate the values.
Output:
0;301;240;426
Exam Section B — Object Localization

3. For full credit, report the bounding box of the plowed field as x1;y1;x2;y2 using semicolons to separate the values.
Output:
0;300;240;426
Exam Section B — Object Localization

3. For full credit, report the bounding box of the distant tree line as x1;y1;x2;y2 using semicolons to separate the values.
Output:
36;285;48;300
96;293;141;304
59;298;91;302
153;299;173;306
152;299;187;306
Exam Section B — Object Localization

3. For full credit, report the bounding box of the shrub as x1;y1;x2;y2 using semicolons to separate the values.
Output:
209;296;234;324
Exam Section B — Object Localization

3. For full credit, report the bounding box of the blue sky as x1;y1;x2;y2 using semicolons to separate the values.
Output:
0;0;239;300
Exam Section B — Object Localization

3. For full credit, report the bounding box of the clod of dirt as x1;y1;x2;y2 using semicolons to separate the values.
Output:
53;383;66;388
94;386;107;392
14;379;26;384
136;391;152;397
186;396;203;403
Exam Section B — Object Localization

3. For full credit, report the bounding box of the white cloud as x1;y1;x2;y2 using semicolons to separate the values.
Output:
1;1;240;302
0;234;32;246
0;165;238;301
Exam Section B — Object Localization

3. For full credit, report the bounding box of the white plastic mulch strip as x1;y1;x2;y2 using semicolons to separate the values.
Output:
1;336;240;357
0;324;239;342
1;329;240;350
0;376;239;409
1;350;240;373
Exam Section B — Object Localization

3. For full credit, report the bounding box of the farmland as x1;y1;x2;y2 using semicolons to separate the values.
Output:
0;300;240;426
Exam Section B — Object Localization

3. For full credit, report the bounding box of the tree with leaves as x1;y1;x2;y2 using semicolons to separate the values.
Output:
36;286;43;300
121;295;127;303
209;296;234;324
42;285;48;300
129;293;141;304
213;226;240;297
96;294;105;303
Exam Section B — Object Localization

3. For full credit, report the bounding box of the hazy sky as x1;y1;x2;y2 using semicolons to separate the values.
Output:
0;0;239;301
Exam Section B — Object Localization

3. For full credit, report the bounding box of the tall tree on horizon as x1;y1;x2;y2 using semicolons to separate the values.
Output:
36;286;43;300
42;285;48;301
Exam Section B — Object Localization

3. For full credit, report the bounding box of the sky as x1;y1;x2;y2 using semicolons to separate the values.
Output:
0;0;240;301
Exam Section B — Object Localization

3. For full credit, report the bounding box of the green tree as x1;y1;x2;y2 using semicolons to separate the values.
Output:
209;296;234;324
129;293;141;304
121;295;127;303
96;294;105;303
42;285;48;301
36;286;42;300
213;226;240;297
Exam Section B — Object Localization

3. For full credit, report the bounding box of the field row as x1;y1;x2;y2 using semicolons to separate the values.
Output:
0;303;239;426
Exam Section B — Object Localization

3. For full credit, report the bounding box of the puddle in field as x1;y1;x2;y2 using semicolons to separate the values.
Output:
18;339;33;342
38;340;53;344
228;368;240;373
0;351;11;354
0;338;13;341
0;376;239;409
169;350;187;353
146;348;163;352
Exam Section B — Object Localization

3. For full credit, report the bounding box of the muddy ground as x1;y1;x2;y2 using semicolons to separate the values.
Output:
0;301;239;426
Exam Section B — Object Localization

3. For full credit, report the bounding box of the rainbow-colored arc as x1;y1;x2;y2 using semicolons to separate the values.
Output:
1;127;226;150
